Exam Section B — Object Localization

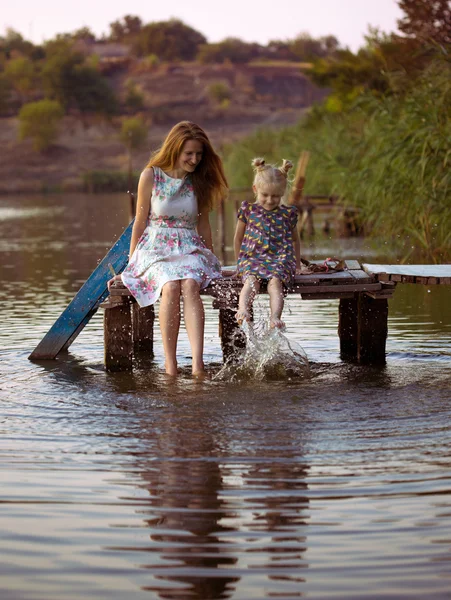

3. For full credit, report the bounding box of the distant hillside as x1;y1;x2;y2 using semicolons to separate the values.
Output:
0;60;328;193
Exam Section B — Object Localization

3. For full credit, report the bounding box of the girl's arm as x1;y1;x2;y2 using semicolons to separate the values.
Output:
234;220;246;261
197;209;215;253
293;225;301;270
129;168;153;258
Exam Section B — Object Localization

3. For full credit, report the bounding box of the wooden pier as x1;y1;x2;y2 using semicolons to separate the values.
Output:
100;260;395;371
28;212;451;372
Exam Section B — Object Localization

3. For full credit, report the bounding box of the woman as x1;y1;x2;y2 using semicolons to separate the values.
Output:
109;121;228;377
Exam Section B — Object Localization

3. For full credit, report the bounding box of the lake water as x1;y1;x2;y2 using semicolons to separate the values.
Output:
1;193;451;600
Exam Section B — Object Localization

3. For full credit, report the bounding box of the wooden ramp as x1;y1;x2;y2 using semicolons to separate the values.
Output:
363;264;451;285
29;221;133;360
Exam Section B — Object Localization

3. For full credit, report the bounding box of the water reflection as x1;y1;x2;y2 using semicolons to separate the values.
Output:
124;411;239;599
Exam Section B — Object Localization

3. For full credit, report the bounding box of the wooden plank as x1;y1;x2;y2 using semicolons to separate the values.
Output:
344;260;361;270
363;263;451;280
348;269;372;282
29;220;134;360
301;292;355;300
291;283;381;294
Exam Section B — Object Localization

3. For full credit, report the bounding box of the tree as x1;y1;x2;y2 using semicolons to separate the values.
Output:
109;15;143;42
4;57;35;101
18;99;64;151
41;39;117;114
134;19;206;61
0;28;36;59
197;38;261;64
398;0;451;45
120;116;148;193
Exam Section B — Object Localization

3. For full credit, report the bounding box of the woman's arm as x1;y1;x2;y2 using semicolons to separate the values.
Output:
234;220;246;261
197;209;215;252
129;168;153;258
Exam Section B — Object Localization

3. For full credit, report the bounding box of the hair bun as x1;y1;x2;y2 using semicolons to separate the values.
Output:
252;157;266;171
279;159;293;176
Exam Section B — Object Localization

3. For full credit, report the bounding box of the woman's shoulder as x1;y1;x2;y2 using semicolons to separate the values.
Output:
140;167;155;183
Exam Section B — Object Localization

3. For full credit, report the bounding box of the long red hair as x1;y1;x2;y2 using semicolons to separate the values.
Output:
146;121;228;211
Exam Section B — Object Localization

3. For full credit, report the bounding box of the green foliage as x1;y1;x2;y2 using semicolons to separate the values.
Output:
18;99;64;151
133;19;206;61
4;57;36;99
398;0;451;45
124;80;145;112
289;32;340;61
207;81;232;104
41;40;117;114
223;54;451;261
119;116;148;149
198;38;261;64
109;15;143;42
0;28;37;59
82;169;140;192
0;74;12;114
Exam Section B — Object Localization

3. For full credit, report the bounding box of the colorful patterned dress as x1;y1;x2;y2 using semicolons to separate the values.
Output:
121;167;221;307
236;200;298;285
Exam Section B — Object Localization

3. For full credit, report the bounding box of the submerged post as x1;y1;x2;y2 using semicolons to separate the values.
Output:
338;294;388;365
104;300;133;371
132;304;155;354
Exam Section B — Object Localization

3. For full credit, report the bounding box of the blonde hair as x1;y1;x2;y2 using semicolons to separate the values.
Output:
252;157;293;196
146;121;228;211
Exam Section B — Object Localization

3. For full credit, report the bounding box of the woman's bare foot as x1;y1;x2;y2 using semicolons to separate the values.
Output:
236;308;251;325
270;316;286;330
165;360;178;377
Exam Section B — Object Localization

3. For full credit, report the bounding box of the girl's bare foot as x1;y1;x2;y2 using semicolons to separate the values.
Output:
270;316;285;330
236;308;251;325
192;370;210;380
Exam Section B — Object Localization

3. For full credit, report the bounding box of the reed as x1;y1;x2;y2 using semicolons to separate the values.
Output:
223;55;451;261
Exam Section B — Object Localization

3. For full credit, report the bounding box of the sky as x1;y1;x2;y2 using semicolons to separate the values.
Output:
2;0;404;52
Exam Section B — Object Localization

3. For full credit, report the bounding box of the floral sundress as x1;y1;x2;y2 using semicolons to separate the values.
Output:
236;200;298;285
121;167;221;307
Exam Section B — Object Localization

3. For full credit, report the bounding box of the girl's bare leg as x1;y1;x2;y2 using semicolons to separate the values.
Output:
236;276;260;324
159;281;181;375
268;278;285;329
181;278;206;375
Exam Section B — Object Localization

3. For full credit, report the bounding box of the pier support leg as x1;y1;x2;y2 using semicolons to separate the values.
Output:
218;308;246;363
104;301;133;371
132;304;154;355
339;295;388;365
338;297;358;360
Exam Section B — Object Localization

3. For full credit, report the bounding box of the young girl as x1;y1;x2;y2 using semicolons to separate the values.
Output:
108;121;228;377
234;158;301;330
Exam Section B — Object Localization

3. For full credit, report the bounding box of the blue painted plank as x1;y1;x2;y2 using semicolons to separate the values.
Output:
29;221;134;360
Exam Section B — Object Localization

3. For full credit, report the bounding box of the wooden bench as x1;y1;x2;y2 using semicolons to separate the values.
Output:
101;260;396;371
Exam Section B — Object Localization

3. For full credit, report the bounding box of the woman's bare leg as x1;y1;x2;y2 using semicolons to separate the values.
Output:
236;276;260;324
181;278;206;375
159;281;181;375
268;278;285;329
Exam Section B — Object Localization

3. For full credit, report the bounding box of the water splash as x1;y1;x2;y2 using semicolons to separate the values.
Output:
214;319;310;381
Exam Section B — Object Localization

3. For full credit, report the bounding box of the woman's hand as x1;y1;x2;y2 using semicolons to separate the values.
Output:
107;274;122;291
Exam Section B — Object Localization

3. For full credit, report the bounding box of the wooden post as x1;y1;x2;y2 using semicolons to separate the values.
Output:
338;296;359;360
289;151;310;206
338;294;388;364
132;304;155;354
218;307;246;363
104;301;133;371
357;295;388;364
